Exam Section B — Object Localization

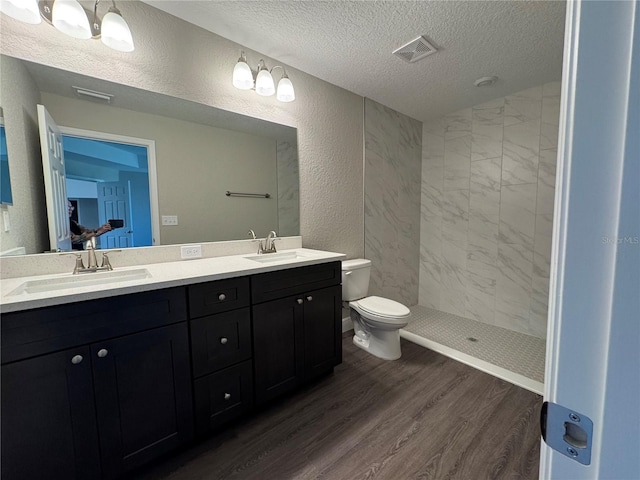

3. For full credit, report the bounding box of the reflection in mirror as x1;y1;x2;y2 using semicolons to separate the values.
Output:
0;112;13;205
64;134;154;250
1;55;299;254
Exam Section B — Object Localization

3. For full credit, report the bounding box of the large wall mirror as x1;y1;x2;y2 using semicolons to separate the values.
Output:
1;55;299;254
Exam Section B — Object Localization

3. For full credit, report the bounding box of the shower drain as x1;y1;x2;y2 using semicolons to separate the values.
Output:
466;337;479;342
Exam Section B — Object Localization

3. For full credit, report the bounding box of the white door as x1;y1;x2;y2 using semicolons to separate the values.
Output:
540;1;639;478
37;104;71;251
96;181;133;248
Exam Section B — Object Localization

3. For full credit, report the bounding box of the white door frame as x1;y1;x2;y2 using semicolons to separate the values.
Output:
540;0;639;478
58;126;161;246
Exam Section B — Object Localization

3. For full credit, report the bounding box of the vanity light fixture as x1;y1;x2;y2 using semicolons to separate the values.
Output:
0;0;134;52
232;51;295;102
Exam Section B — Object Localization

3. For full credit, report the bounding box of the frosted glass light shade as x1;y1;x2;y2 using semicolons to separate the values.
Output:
255;68;275;96
276;76;295;102
52;0;91;39
0;0;41;24
101;8;134;52
232;61;254;90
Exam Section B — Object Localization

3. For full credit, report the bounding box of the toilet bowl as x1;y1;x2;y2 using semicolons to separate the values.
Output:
341;259;411;360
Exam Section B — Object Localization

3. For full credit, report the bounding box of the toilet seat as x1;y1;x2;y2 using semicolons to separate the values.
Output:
350;296;410;325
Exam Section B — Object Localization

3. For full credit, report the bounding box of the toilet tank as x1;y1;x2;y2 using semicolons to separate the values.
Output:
341;259;372;301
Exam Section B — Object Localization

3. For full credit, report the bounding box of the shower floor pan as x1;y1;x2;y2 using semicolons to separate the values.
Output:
401;306;545;395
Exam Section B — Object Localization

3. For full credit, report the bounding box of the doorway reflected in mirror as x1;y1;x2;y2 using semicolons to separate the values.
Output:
64;135;153;249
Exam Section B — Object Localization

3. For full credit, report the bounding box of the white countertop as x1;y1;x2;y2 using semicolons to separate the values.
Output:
0;248;345;313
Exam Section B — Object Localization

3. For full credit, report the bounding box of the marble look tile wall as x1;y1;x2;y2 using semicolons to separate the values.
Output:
364;98;422;306
419;82;561;338
276;141;300;237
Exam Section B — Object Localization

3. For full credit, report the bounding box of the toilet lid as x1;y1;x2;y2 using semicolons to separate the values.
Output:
356;296;410;319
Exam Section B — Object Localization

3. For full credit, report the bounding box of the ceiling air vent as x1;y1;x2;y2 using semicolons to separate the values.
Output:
392;36;438;63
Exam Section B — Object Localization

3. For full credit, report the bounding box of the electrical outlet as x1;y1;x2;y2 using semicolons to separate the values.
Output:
162;215;178;226
181;244;202;259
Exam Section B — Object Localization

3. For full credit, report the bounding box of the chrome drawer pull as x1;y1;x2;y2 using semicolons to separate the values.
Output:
306;296;313;301
220;337;228;345
218;293;226;301
71;355;83;365
97;349;108;358
297;298;303;305
224;393;231;400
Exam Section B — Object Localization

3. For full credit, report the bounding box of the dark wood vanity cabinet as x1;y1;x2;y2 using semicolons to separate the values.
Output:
252;262;342;405
1;260;342;478
188;277;254;436
1;288;193;480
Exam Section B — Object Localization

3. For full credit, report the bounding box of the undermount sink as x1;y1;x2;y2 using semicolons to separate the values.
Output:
243;251;311;264
8;268;152;296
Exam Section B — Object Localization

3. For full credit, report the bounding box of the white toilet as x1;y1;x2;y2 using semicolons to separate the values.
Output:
341;259;411;360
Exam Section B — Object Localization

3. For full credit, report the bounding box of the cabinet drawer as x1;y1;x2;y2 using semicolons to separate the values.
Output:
190;308;252;378
193;360;253;436
188;277;250;318
1;288;188;364
251;261;341;303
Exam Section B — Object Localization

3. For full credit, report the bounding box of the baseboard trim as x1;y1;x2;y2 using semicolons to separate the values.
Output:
341;316;353;333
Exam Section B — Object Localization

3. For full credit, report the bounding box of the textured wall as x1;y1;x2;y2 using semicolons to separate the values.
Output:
420;83;560;338
364;98;422;306
0;56;48;255
0;0;364;258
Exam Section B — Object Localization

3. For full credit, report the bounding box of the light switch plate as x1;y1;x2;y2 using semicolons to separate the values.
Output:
2;210;10;232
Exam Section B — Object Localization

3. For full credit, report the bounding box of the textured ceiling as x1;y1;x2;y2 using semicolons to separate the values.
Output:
142;0;566;122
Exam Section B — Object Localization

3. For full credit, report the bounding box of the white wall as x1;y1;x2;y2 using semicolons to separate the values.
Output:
0;0;364;258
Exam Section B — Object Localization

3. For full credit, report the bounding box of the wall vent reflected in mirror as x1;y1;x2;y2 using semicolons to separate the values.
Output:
72;86;113;104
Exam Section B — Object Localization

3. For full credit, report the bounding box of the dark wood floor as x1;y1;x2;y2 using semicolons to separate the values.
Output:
134;335;543;480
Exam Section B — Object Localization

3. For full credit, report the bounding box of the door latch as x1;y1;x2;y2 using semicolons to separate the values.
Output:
541;401;593;465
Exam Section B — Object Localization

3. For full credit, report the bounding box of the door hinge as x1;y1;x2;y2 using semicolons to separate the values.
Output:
541;401;593;465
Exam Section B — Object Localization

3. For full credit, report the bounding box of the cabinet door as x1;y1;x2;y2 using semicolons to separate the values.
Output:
252;295;304;405
1;347;101;480
193;360;253;436
303;285;342;379
92;324;193;479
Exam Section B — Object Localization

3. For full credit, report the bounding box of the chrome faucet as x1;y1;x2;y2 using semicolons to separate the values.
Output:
248;229;262;254
85;237;99;270
261;230;278;254
69;240;119;274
